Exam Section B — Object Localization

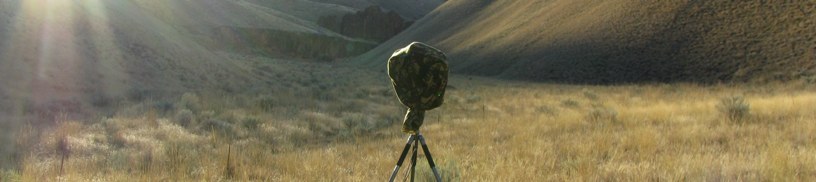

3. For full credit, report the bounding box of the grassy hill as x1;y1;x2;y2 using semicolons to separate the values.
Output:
0;0;441;169
2;1;816;180
0;0;440;121
352;0;816;84
311;0;446;20
0;0;262;109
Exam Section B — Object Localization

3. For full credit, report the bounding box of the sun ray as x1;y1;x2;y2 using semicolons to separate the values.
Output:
0;0;92;123
82;0;128;96
33;0;84;104
2;0;46;120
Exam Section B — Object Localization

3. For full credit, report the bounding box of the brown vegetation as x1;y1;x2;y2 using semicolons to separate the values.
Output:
2;57;815;181
1;0;814;181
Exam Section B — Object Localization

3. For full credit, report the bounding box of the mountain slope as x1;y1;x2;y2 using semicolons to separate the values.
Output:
0;0;243;96
352;0;816;84
0;0;443;123
311;0;446;20
0;0;439;168
0;0;357;119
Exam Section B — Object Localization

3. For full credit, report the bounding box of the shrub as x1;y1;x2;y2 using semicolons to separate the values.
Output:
127;88;151;102
536;105;557;116
242;117;262;131
146;109;159;128
339;113;390;137
256;96;277;111
418;160;462;182
1;169;22;181
175;109;195;127
341;113;371;136
90;93;113;108
582;90;599;101
465;95;482;104
152;101;175;116
199;119;235;138
178;93;201;111
561;99;580;108
313;91;334;101
111;130;128;148
198;110;218;122
717;96;750;122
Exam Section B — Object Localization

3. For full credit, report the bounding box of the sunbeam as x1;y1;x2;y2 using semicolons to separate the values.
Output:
0;0;114;126
82;0;128;96
2;0;814;180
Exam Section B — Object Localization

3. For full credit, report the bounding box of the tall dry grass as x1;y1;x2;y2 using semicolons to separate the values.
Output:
3;57;815;181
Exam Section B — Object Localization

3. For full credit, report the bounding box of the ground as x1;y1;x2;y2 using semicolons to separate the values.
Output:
2;56;816;181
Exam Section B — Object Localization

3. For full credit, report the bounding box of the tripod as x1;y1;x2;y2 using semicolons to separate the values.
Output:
388;132;442;182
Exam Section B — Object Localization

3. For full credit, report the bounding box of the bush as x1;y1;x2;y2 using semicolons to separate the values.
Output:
582;90;599;101
199;119;235;139
152;101;175;116
256;96;276;111
178;93;201;111
536;105;557;116
341;113;372;136
242;117;262;131
90;93;113;108
717;96;750;122
175;109;195;127
127;88;151;102
339;113;389;137
1;170;22;181
561;99;580;108
313;91;334;101
111;130;128;148
418;160;462;182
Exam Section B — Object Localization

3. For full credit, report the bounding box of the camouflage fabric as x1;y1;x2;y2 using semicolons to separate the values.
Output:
388;42;449;134
402;108;425;134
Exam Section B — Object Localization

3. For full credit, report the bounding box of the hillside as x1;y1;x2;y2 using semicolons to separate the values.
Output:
125;0;380;59
0;0;250;97
312;0;446;20
3;1;816;180
0;0;442;121
352;0;816;84
0;0;441;163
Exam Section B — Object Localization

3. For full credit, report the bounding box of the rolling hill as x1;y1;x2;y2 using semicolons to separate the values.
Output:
311;0;446;20
352;0;816;84
0;0;442;123
3;1;816;180
0;0;442;167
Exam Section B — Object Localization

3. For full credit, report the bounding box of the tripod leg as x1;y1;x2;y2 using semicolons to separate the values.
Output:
410;139;418;182
389;135;416;182
418;135;442;182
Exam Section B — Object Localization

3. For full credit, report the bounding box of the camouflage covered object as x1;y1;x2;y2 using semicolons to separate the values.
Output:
388;42;449;134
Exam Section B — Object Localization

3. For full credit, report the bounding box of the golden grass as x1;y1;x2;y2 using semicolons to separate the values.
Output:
3;58;815;181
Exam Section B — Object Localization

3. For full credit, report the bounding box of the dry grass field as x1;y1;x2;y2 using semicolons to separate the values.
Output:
2;56;815;181
5;0;815;181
